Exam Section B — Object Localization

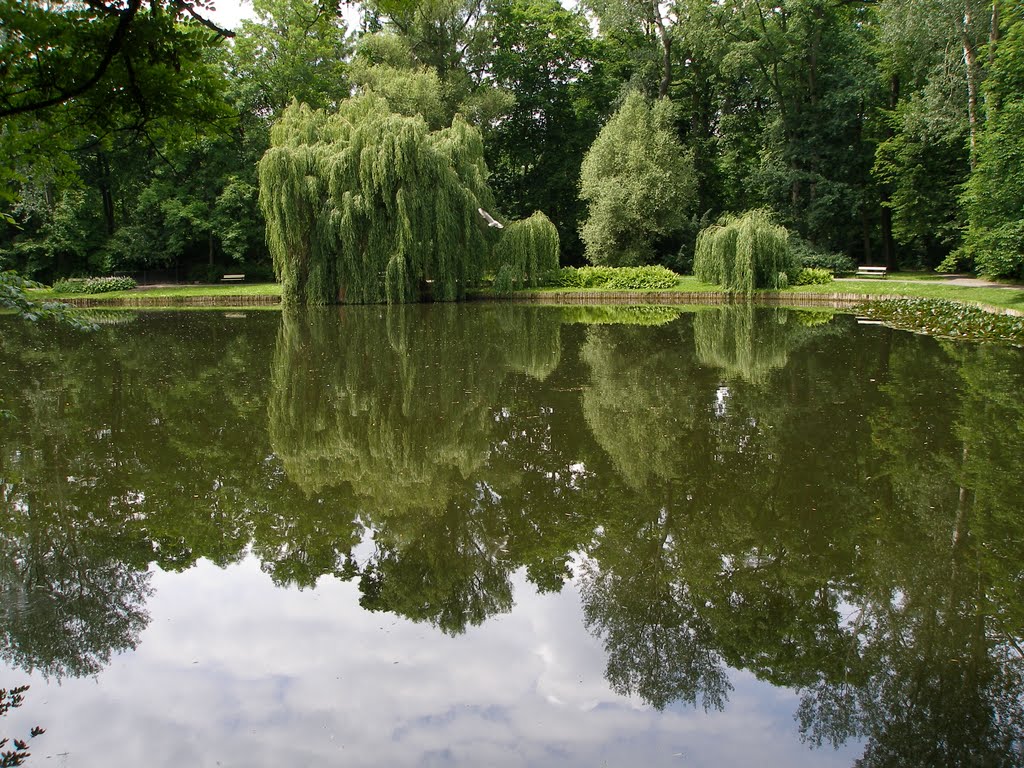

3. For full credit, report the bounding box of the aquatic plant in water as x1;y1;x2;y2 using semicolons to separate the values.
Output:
861;298;1024;345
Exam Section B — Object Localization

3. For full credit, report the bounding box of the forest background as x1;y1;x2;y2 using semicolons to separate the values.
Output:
2;0;1022;284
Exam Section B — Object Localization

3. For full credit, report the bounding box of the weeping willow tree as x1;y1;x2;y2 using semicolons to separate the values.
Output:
268;304;562;512
259;86;560;305
693;210;794;293
492;211;560;295
260;93;496;305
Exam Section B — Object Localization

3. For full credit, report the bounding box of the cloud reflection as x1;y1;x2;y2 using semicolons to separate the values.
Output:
4;558;860;767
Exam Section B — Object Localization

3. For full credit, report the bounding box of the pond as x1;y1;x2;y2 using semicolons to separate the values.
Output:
0;304;1022;767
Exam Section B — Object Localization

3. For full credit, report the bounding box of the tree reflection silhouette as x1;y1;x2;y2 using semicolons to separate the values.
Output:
0;307;1022;767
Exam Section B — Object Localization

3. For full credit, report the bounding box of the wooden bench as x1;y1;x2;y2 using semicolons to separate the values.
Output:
220;274;245;282
856;266;887;278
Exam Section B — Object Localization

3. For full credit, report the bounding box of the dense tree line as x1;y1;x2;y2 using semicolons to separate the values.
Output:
2;0;1022;281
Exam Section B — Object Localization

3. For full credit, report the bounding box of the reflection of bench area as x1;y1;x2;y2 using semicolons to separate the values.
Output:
221;274;245;282
856;266;887;278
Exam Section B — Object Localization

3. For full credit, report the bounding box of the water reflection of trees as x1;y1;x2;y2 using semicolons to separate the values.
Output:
796;338;1024;765
268;305;561;508
1;308;1023;765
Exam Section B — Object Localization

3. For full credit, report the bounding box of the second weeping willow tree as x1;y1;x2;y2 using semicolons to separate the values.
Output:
492;212;560;295
694;209;794;294
259;88;560;305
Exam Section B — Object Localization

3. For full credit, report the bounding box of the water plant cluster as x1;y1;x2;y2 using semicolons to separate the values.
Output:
862;298;1024;345
51;277;137;294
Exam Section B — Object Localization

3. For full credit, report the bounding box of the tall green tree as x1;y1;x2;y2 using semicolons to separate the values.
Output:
229;0;353;118
962;9;1024;278
476;0;612;262
578;91;696;266
0;0;233;205
714;0;880;256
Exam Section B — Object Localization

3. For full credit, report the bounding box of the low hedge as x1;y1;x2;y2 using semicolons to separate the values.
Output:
542;265;682;291
51;276;138;294
794;267;834;286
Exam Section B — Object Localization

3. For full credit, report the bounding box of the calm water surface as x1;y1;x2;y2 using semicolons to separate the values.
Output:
0;304;1022;767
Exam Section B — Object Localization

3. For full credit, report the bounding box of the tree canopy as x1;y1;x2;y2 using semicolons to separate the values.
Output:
578;91;696;267
3;0;1024;282
259;95;498;304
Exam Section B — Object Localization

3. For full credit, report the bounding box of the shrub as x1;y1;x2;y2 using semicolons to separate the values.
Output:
52;276;137;294
694;210;794;293
791;239;857;275
605;265;681;290
794;268;834;286
541;265;682;290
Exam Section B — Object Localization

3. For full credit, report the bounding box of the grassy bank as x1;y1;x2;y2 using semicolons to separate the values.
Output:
792;279;1024;313
34;283;282;301
28;275;1024;314
520;275;1024;313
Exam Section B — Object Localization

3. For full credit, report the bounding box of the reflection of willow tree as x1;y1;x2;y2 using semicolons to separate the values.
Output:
694;305;831;383
359;488;514;635
266;304;563;630
798;336;1024;765
268;304;561;511
0;313;333;675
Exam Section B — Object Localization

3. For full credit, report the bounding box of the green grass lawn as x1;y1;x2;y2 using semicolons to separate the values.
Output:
27;275;1024;314
790;279;1024;312
33;282;283;301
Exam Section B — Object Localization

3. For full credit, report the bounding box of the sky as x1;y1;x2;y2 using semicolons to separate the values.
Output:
203;0;364;30
205;0;256;30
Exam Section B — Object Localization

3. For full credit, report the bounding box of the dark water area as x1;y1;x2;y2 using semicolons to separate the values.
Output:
0;304;1022;767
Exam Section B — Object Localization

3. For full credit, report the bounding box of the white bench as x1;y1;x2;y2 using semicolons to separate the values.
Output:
856;266;887;278
220;274;245;282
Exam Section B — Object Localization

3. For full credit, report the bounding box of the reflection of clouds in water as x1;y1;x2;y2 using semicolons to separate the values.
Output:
3;558;860;767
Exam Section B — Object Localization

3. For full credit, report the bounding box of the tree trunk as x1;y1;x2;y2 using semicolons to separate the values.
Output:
988;0;1000;65
97;151;116;235
881;75;900;271
861;210;873;265
961;5;982;169
651;0;672;99
881;204;896;270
